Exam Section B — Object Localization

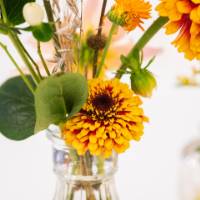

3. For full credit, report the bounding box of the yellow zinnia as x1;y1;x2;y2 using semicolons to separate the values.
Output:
108;0;152;31
156;0;200;60
62;79;148;158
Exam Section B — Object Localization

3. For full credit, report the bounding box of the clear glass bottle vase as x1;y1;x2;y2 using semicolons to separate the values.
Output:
47;126;119;200
179;138;200;200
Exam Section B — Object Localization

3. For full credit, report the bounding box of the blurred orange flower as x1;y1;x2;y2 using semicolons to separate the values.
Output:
108;0;152;31
156;0;200;60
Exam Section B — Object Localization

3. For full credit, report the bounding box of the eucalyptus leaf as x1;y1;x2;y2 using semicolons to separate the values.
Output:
34;73;88;133
32;23;53;42
0;76;36;140
3;0;35;25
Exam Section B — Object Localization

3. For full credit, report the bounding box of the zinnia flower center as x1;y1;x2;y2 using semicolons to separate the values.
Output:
92;94;114;111
62;79;148;158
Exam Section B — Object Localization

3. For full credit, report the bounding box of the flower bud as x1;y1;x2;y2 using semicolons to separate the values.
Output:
131;69;157;97
23;3;44;26
87;34;107;50
107;8;126;27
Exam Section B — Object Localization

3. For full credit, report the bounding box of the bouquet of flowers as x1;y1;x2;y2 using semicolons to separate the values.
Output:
0;0;199;199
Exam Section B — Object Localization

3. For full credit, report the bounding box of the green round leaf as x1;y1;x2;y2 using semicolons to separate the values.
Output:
34;73;88;133
0;76;36;140
3;0;35;25
32;23;53;42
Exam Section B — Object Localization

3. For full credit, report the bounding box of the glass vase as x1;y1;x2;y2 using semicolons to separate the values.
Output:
47;126;119;200
179;138;200;200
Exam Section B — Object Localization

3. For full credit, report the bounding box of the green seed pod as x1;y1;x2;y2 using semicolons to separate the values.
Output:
131;69;157;97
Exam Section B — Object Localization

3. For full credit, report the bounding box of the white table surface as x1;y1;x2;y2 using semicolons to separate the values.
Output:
0;4;200;199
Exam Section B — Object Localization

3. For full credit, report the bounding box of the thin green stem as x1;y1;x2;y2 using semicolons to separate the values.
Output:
66;185;74;200
8;31;40;84
97;156;105;174
0;0;8;23
43;0;61;52
15;35;43;79
0;0;40;86
0;41;34;93
95;23;117;78
115;16;169;78
79;155;96;200
65;149;79;200
37;41;51;76
0;0;40;83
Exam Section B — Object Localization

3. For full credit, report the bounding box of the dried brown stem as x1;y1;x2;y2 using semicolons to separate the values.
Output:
92;0;108;77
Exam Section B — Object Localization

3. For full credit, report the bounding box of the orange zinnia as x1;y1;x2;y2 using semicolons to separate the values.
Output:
108;0;152;31
62;79;148;158
157;0;200;60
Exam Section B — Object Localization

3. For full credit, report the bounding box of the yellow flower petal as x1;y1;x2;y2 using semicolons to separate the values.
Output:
157;0;200;60
62;79;147;157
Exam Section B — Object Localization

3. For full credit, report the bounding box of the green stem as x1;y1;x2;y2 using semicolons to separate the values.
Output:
95;23;117;78
15;35;43;79
66;149;79;200
97;156;105;174
8;31;40;84
80;155;96;200
0;41;35;93
0;0;40;83
37;41;51;76
43;0;61;52
115;16;169;79
0;0;8;23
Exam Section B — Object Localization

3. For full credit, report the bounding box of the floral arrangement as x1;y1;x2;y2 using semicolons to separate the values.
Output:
0;0;199;198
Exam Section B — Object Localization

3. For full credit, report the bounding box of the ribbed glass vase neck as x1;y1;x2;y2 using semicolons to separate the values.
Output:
47;126;118;182
47;125;119;200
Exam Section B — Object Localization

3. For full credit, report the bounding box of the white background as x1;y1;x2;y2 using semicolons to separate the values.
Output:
1;1;200;199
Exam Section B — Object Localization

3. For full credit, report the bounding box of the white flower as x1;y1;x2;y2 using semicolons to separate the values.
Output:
23;3;44;26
